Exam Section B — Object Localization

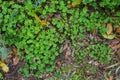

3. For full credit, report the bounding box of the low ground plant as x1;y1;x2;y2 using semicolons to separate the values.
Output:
0;0;119;79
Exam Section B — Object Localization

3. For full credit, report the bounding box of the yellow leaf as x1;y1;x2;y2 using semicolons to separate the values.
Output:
34;13;42;23
106;23;113;35
34;13;47;26
72;0;82;7
116;27;120;33
41;20;47;26
0;61;9;72
102;34;116;39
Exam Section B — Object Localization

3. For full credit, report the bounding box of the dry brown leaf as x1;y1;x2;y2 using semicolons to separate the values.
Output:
94;61;99;67
65;56;71;60
111;40;119;46
116;27;120;33
62;44;68;50
66;51;71;56
57;61;61;66
12;46;17;54
117;49;120;54
13;55;20;66
63;41;72;60
54;13;61;19
109;75;113;80
111;43;120;50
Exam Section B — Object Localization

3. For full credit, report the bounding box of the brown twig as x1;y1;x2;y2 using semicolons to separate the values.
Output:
105;63;120;69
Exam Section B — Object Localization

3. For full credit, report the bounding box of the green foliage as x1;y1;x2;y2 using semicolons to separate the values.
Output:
88;44;111;63
76;42;112;63
0;72;3;80
0;1;61;77
0;0;119;78
20;29;60;76
48;65;73;80
73;60;98;80
100;0;120;9
82;0;96;4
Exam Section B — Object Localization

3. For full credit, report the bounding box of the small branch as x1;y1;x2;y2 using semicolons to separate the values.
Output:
105;63;120;69
115;67;120;76
2;40;6;48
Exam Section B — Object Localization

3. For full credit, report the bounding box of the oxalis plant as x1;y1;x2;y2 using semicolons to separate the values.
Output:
0;0;62;78
0;0;120;78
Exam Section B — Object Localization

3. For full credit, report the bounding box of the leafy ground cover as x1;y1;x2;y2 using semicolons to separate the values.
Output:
0;0;120;80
